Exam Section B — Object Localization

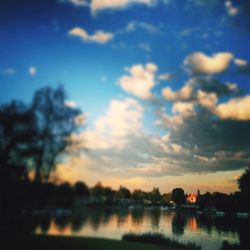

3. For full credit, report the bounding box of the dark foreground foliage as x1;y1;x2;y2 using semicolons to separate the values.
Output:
0;235;176;250
122;232;201;250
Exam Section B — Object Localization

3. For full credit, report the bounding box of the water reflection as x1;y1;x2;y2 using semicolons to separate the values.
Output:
187;216;198;232
149;208;161;230
117;209;129;228
1;208;249;250
131;208;144;226
55;215;71;232
172;213;186;236
38;215;51;233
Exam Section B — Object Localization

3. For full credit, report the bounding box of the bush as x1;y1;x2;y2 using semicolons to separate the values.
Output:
122;232;201;250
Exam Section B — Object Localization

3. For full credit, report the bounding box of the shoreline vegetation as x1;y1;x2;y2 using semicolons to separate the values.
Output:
1;234;199;250
122;232;201;250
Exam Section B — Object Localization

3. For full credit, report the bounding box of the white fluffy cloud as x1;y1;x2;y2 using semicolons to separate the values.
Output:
184;52;234;75
29;66;37;76
172;102;195;118
195;90;250;121
68;27;114;44
64;0;157;15
215;96;250;121
162;83;192;102
91;0;155;14
83;98;144;150
119;63;158;99
64;100;78;108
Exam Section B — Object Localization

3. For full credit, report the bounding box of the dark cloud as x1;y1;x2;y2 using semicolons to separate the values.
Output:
165;110;250;173
236;64;250;75
193;78;241;97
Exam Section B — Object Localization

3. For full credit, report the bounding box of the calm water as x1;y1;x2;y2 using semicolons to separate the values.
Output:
31;207;250;250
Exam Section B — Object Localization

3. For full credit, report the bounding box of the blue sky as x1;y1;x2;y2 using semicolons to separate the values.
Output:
1;0;250;193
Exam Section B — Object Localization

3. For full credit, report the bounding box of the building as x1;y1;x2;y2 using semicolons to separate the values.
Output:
186;193;198;204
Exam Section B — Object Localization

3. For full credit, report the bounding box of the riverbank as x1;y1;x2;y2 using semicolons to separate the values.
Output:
1;235;192;250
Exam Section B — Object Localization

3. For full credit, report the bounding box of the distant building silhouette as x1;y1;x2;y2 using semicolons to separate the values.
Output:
186;190;200;204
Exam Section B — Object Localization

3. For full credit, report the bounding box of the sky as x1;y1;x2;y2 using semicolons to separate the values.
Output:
1;0;250;194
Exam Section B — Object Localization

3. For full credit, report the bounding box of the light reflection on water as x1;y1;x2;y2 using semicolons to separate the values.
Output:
33;207;249;250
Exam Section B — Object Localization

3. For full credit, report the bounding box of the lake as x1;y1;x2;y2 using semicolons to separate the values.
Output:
24;207;250;250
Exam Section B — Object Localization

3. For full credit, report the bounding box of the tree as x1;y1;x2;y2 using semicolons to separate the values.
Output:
162;192;172;205
238;167;250;195
0;101;35;209
0;101;34;182
103;187;115;199
172;188;186;206
55;182;74;208
132;189;146;200
148;187;162;204
213;192;231;212
116;186;131;199
74;181;90;197
92;182;104;197
198;192;214;210
31;85;83;182
237;167;250;211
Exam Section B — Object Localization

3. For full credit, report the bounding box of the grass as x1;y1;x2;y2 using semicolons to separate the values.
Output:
122;232;201;250
1;234;194;250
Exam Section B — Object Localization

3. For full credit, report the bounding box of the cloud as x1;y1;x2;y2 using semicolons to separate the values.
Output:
91;0;156;14
159;109;250;174
68;27;114;44
234;58;250;74
184;52;234;75
138;43;151;52
197;90;218;111
162;82;193;102
172;102;195;118
119;63;158;99
64;100;78;108
179;27;197;37
156;55;250;176
74;114;87;126
82;98;144;150
61;0;89;7
225;1;239;16
195;78;240;97
63;0;157;15
1;68;15;76
215;96;250;121
66;93;250;183
189;0;219;7
234;58;248;67
29;66;37;76
59;52;249;184
67;98;172;179
67;0;89;7
50;163;78;184
158;73;174;81
195;89;250;121
125;21;161;34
